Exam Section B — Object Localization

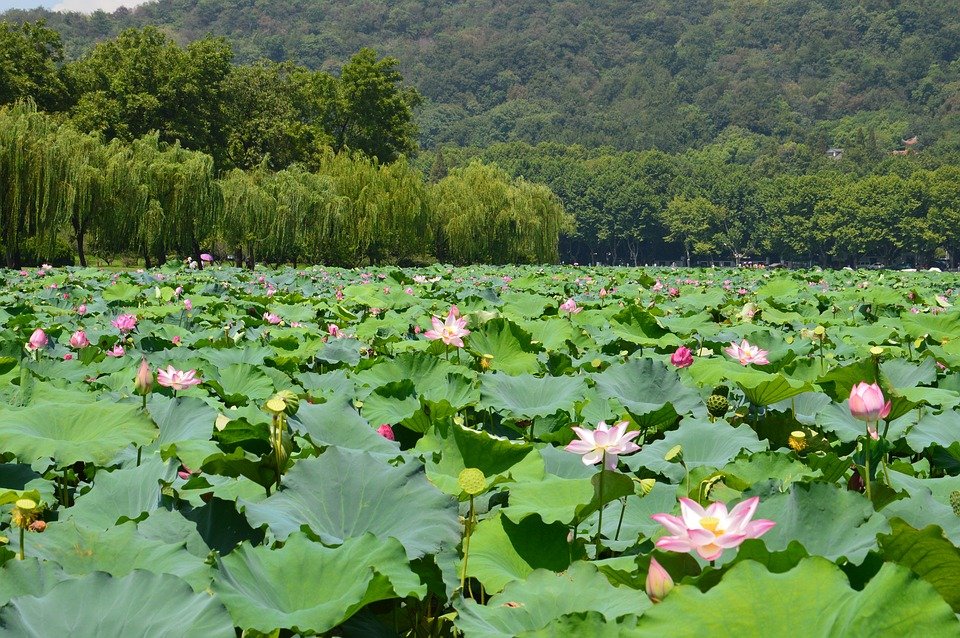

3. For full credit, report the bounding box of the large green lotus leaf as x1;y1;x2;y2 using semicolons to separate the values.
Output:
753;482;889;564
881;488;960;545
686;356;758;388
241;448;459;559
0;571;234;638
631;558;958;637
523;318;588;352
466;513;574;594
897;385;960;409
297;369;354;399
906;411;960;452
147;396;216;447
421;373;481;410
210;363;274;406
502;475;594;525
352;352;459;397
415;424;545;496
596;481;679;544
290;400;399;458
479;373;587;419
65;456;174;529
315;337;363;366
466;319;540;375
721;451;822;491
539;443;597;479
624;417;766;479
886;469;960;506
456;561;651;638
517;612;625;638
499;292;554;319
734;372;813;406
593;359;701;424
213;533;423;635
880;518;960;612
0;401;157;467
361;380;421;424
769;391;832;425
608;305;677;346
0;559;68;606
201;346;273;369
901;311;960;341
881;356;937;389
26;520;212;591
101;281;141;303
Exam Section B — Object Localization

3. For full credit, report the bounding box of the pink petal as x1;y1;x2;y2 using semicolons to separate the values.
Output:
570;427;596;445
714;532;748;548
725;497;760;530
655;537;695;553
696;545;724;561
879;400;891;420
744;519;776;539
704;501;728;520
564;440;596;454
581;450;603;465
651;513;688;536
679;498;707;527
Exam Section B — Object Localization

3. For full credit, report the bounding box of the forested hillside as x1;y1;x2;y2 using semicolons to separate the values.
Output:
5;0;960;153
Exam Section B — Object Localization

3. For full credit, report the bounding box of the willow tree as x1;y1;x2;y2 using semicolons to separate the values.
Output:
218;167;277;268
432;161;569;264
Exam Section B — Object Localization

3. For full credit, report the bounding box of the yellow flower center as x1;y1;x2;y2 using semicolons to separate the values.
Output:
700;516;723;536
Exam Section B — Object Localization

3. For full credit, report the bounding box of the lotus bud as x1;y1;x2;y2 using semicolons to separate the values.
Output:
377;424;395;441
25;328;47;352
645;558;674;603
135;359;153;395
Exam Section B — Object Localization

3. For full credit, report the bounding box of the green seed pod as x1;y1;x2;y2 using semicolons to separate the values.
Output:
951;490;960;518
458;468;487;496
706;394;729;418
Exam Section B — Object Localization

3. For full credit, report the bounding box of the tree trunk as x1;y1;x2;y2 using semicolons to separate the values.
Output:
77;231;87;267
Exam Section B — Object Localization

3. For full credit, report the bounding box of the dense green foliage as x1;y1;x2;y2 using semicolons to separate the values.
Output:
7;0;960;153
428;138;960;267
1;264;960;635
0;103;567;268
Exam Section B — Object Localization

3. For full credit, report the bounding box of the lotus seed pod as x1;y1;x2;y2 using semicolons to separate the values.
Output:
951;491;960;517
706;394;729;418
664;445;683;462
458;468;487;496
788;430;808;452
11;499;39;529
264;397;286;414
276;389;300;415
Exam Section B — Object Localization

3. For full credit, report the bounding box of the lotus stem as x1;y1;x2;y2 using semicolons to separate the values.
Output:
596;460;605;554
460;495;476;597
864;432;872;502
18;527;24;561
614;496;627;541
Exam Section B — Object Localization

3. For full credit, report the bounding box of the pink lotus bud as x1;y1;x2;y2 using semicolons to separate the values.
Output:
670;346;694;368
112;314;137;333
377;424;395;441
63;353;73;361
174;286;183;297
646;558;674;603
599;287;608;298
848;382;891;424
183;299;193;311
26;328;47;352
69;330;90;349
76;304;87;315
172;335;182;345
135;359;153;395
668;287;680;297
559;298;581;315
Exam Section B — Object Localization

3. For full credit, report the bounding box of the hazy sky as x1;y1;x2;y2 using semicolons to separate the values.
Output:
1;0;153;12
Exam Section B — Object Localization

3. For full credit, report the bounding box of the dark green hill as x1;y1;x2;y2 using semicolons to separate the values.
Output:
5;0;960;152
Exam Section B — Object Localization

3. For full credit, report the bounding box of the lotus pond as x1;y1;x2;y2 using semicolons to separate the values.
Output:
1;265;960;636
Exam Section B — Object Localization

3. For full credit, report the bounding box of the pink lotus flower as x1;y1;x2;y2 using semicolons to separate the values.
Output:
559;298;582;316
670;346;694;368
328;324;343;338
377;424;396;441
424;306;470;348
112;314;137;333
725;340;769;366
172;335;181;346
76;304;87;315
25;328;48;352
69;330;90;349
651;497;775;561
849;382;890;439
646;558;674;603
174;286;183;297
157;366;201;391
63;353;73;361
183;299;192;311
106;344;125;357
564;420;641;470
263;312;282;325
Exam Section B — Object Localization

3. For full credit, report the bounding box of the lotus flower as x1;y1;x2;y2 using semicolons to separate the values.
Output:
25;328;48;352
76;304;87;315
849;382;890;440
725;339;769;366
106;344;125;357
564;420;641;470
263;312;282;325
112;314;137;333
377;424;396;441
135;359;153;395
559;298;582;315
646;558;674;603
424;305;470;348
183;299;192;311
670;346;693;368
651;497;776;561
328;324;344;338
69;330;90;349
157;365;201;391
